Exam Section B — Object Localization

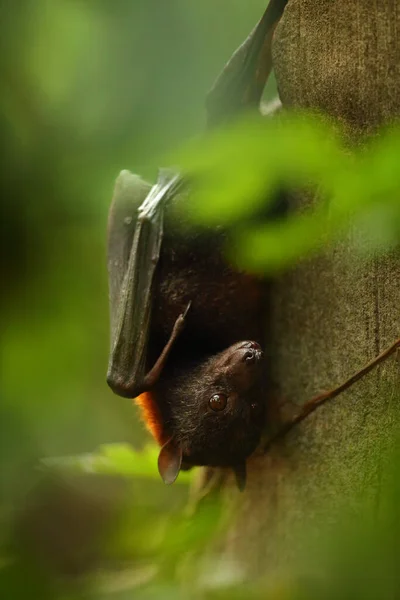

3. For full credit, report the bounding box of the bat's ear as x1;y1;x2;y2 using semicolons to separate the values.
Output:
233;461;247;492
158;438;183;485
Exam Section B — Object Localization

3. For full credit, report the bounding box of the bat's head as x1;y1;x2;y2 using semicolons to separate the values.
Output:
158;341;265;490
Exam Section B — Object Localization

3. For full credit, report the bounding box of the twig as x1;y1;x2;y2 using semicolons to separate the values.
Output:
264;336;400;452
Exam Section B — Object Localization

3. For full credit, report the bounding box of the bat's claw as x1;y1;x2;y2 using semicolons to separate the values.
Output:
182;300;192;320
173;301;192;336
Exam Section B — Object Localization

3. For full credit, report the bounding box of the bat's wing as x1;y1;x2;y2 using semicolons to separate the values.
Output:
206;0;288;127
107;171;151;353
107;169;183;398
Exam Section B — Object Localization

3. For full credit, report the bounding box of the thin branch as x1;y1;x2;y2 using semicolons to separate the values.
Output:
264;336;400;452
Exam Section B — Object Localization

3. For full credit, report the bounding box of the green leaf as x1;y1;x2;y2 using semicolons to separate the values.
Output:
169;113;400;273
40;443;193;484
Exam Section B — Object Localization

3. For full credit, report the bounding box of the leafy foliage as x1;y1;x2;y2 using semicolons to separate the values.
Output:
41;444;192;483
173;114;400;271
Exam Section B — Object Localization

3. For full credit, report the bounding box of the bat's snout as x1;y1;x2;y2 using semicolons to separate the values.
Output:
238;341;263;365
213;340;264;394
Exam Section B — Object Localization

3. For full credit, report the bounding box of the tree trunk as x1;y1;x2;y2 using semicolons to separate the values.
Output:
218;0;400;577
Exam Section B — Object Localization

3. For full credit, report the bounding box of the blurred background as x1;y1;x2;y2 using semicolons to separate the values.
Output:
2;1;400;598
0;0;278;597
1;0;275;462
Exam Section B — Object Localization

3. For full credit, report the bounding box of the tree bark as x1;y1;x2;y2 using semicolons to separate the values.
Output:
218;0;400;577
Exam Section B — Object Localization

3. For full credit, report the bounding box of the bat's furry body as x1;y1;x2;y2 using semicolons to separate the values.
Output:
106;0;289;487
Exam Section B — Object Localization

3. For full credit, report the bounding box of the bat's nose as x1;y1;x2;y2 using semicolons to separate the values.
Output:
239;341;263;364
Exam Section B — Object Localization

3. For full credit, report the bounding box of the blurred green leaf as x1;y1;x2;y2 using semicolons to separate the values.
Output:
41;444;193;484
170;113;400;272
172;113;344;223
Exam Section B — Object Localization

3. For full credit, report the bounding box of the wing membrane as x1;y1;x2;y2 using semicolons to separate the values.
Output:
107;169;182;398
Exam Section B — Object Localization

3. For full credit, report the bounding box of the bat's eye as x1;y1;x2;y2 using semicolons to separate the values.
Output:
209;393;227;412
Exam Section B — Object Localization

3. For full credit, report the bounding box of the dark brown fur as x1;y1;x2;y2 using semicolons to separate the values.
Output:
142;196;267;471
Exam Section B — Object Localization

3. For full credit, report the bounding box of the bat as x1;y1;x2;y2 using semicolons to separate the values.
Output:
107;0;289;490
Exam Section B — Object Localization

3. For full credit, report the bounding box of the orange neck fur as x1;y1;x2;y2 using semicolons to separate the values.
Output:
134;391;167;446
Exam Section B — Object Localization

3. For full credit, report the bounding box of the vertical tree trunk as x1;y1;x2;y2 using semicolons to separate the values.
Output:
219;0;400;577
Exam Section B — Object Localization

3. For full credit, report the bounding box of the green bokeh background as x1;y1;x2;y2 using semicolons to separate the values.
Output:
1;2;275;594
1;0;274;460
